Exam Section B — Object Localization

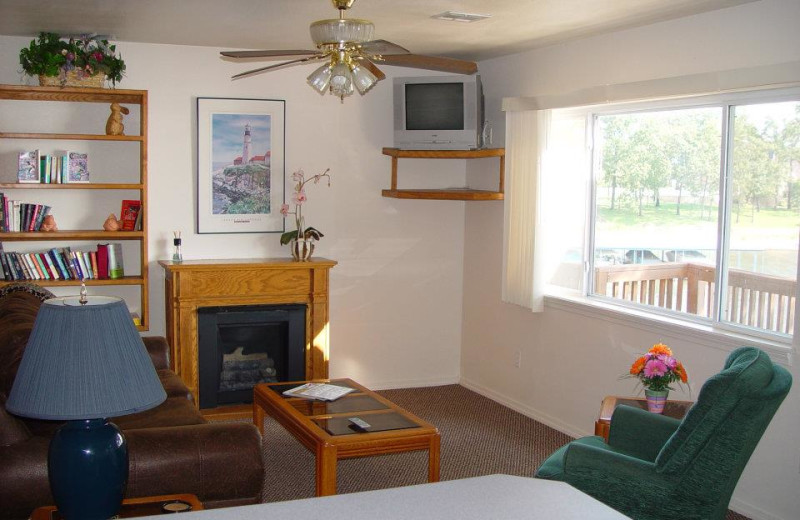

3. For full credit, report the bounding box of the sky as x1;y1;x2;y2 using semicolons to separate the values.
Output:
211;112;272;166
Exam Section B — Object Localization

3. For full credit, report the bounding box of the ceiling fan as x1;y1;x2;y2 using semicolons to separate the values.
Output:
220;0;478;101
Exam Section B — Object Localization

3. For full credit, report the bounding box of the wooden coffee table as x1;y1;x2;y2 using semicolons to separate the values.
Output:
253;378;440;496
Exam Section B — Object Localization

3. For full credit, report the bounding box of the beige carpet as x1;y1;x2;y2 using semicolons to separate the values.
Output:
257;384;750;520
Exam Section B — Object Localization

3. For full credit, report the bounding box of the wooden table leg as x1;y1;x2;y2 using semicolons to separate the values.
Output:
316;443;338;496
253;400;265;435
428;433;441;482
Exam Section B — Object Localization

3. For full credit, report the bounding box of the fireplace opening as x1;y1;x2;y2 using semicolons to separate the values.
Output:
197;304;306;409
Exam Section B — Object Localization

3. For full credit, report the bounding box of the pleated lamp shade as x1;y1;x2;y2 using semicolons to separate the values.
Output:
7;296;166;420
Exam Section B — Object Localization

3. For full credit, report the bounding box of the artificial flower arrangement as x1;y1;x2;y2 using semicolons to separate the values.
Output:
626;343;689;393
19;32;126;85
279;168;332;246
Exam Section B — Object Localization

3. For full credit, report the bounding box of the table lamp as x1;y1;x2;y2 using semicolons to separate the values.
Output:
6;295;167;520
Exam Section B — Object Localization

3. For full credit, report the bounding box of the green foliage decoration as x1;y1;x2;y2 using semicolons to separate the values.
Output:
19;32;126;85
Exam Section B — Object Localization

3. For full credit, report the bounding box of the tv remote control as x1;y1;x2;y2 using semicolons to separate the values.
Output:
349;417;371;430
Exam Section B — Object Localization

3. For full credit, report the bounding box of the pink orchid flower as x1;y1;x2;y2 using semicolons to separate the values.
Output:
279;204;290;217
292;190;307;205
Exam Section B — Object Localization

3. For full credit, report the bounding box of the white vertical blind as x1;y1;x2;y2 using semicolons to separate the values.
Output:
502;109;550;311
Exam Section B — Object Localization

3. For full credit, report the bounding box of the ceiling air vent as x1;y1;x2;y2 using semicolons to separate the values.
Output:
431;11;491;23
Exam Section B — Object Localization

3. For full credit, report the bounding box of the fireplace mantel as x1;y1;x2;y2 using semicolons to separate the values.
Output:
159;258;336;419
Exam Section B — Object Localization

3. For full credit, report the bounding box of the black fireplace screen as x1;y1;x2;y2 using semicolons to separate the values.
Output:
197;304;306;409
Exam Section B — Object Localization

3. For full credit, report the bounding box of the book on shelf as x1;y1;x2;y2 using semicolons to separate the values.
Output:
89;251;99;278
96;244;109;279
282;382;355;402
107;242;124;279
67;152;89;183
17;150;40;183
119;200;142;232
74;250;89;280
49;248;68;279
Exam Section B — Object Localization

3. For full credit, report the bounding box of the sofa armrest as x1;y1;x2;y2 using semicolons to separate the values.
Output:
142;336;171;370
608;404;682;462
0;436;54;520
125;422;264;506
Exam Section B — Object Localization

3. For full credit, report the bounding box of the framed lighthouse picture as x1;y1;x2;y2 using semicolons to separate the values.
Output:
196;97;285;233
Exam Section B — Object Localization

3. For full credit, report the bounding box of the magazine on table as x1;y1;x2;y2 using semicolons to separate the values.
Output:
282;382;355;401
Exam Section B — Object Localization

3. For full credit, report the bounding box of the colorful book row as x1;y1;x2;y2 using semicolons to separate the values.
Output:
0;243;124;282
0;194;50;232
17;150;89;184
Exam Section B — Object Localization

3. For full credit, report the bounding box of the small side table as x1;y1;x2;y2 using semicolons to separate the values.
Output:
594;395;693;441
31;494;203;520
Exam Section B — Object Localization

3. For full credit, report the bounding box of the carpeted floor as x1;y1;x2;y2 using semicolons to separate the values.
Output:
258;384;750;519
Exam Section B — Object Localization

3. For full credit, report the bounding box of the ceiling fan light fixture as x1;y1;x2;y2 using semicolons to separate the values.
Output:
307;63;333;94
328;61;354;98
310;18;374;45
350;63;377;94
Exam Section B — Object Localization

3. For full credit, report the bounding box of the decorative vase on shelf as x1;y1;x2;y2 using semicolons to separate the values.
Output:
645;389;669;414
290;238;314;262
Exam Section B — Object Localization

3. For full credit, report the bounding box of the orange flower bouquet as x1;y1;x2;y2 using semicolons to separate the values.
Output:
628;343;688;392
626;343;689;413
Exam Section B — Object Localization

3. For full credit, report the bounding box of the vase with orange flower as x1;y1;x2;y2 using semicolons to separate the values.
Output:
626;343;689;413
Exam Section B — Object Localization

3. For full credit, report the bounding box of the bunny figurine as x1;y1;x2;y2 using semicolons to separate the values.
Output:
105;102;130;136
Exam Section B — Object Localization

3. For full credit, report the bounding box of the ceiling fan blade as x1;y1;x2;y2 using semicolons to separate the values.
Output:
231;56;323;80
360;39;410;56
379;54;478;75
359;58;386;81
221;49;319;59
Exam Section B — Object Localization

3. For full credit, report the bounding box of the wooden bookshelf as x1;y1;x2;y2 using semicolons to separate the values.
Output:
0;84;149;330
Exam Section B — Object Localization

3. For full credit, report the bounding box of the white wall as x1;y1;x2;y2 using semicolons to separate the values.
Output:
467;1;800;519
0;35;468;390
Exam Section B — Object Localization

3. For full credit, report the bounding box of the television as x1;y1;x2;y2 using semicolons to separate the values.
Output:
393;75;483;150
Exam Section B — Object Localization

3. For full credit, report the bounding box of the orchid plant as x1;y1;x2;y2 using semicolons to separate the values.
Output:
625;343;689;392
279;168;331;246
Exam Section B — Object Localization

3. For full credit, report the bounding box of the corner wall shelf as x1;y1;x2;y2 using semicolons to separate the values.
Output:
381;147;505;201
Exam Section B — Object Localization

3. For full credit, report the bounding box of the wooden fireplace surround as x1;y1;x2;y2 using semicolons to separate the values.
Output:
159;258;336;420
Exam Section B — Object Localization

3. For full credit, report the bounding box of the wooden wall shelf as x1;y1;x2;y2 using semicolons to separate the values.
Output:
381;147;505;201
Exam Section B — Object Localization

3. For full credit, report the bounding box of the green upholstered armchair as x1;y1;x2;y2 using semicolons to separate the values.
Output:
535;347;792;520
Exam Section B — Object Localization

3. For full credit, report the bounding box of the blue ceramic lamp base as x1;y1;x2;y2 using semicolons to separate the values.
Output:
49;419;128;520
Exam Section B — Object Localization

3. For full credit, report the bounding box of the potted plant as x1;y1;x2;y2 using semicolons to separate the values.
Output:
625;343;689;413
280;168;331;261
19;32;126;88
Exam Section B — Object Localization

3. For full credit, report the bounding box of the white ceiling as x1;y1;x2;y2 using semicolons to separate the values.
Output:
0;0;755;62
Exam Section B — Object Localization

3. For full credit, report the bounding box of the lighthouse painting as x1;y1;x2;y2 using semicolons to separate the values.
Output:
197;98;286;234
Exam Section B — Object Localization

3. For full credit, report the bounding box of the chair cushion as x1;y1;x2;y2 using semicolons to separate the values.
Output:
0;292;40;397
0;282;55;302
535;435;608;479
158;370;195;401
656;347;774;471
112;397;207;430
0;392;31;446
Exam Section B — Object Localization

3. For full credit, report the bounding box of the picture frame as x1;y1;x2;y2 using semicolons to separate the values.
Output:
196;97;285;234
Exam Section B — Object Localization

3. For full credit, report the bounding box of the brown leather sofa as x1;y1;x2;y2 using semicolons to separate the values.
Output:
0;288;265;520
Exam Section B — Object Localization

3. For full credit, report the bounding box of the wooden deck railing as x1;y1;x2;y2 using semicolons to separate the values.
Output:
595;262;795;335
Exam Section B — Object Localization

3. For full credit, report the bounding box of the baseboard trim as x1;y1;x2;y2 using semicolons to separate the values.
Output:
459;377;779;520
458;377;587;439
358;375;461;391
727;498;782;520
